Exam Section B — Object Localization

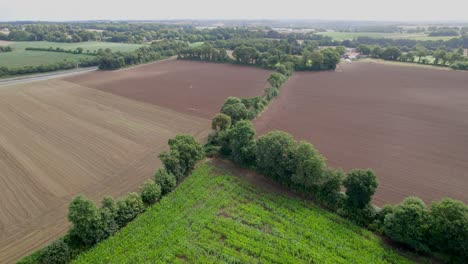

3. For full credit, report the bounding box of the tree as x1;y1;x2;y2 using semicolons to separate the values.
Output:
433;49;447;65
211;113;231;131
232;45;259;64
320;48;341;70
116;192;145;227
415;46;427;63
225;120;256;166
68;195;102;246
384;197;430;253
256;131;297;185
357;44;371;55
267;72;286;88
159;134;204;180
371;46;382;58
381;46;402;61
291;141;326;192
40;240;70;264
428;198;468;260
140;180;162;206
335;46;347;56
220;97;251;123
154;168;177;195
343;169;379;209
99;196;118;239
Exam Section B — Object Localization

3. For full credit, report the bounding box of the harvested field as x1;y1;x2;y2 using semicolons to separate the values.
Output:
255;62;468;205
64;60;271;119
0;79;210;263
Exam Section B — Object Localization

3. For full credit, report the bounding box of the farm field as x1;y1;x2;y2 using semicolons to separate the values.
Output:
317;31;458;41
254;62;468;205
0;78;211;263
0;41;144;68
64;60;271;119
73;162;414;264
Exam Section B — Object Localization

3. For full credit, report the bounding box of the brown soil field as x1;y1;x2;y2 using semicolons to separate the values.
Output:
64;60;271;119
0;79;210;263
255;62;468;205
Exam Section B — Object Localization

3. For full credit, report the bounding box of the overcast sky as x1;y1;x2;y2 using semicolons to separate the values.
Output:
1;0;468;22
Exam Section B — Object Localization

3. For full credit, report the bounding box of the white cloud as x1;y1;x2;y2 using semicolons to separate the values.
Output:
0;0;467;21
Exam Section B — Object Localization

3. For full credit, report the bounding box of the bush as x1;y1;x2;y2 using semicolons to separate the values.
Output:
343;169;379;210
154;168;177;195
315;168;345;211
384;197;430;253
115;192;145;228
39;240;70;264
428;198;468;261
291;141;326;193
159;135;205;180
140;180;162;206
99;196;119;239
370;204;394;234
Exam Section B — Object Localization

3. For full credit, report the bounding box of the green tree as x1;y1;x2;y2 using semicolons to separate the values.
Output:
154;168;177;195
357;44;371;55
343;170;379;209
116;192;145;227
211;113;231;131
40;240;70;264
256;131;297;185
225;120;256;166
428;198;468;260
68;195;102;246
291;141;326;192
140;180;162;206
220;97;251;123
384;197;430;253
267;72;286;88
159;134;204;180
99;196;118;239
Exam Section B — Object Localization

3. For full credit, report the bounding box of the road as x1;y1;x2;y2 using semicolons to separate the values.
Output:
0;67;98;88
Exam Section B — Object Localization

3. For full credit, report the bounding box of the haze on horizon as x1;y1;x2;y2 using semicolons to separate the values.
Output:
1;0;468;22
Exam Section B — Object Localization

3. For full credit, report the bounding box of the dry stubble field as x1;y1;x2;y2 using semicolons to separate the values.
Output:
255;62;468;205
0;60;270;263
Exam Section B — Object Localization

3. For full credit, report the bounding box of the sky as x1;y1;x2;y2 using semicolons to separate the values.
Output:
1;0;468;22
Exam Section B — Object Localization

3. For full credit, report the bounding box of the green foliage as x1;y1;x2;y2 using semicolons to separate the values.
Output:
224;120;256;166
116;192;145;228
73;164;414;264
154;168;177;195
140;180;162;206
267;72;286;88
39;240;70;264
159;134;204;180
256;131;297;185
291;141;326;192
315;168;345;210
344;169;379;210
428;198;468;261
220;97;251;123
68;195;103;246
232;45;260;64
384;197;430;253
211;113;231;131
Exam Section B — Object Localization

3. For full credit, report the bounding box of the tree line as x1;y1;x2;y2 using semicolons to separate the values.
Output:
21;135;205;264
203;69;467;263
0;46;12;52
356;43;468;70
0;58;98;78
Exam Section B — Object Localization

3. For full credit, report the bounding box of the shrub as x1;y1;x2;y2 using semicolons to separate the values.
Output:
115;192;145;228
370;204;394;234
99;196;119;239
428;198;468;261
343;169;379;210
39;240;70;264
384;197;430;253
140;180;162;206
154;168;177;195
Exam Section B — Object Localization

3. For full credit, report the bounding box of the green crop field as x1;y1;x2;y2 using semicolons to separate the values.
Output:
73;162;414;264
0;41;144;68
317;32;458;41
10;41;145;53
